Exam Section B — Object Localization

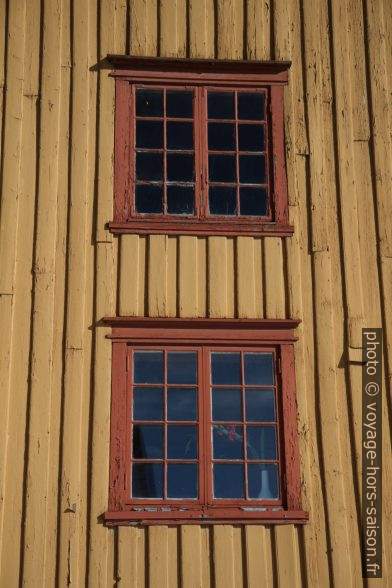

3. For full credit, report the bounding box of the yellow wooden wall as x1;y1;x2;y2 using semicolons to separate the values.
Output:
0;0;391;586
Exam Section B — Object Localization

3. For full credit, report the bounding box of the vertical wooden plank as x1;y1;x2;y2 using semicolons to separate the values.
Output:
119;235;140;315
245;526;273;587
148;234;168;317
189;0;215;58
213;526;235;588
130;0;158;56
208;237;227;317
253;238;263;317
166;236;177;317
232;527;245;588
167;526;179;588
246;0;270;60
159;0;186;57
197;238;207;317
216;0;243;59
118;527;140;587
181;526;202;588
149;526;169;588
236;237;256;318
21;0;63;584
263;238;285;319
179;236;199;317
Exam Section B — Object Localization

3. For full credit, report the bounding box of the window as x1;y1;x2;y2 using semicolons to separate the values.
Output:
108;56;293;237
104;318;308;525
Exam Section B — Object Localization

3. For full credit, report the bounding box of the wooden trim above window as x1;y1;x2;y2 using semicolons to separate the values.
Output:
103;317;307;526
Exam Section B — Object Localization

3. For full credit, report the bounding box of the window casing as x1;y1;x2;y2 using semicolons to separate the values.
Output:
108;56;293;237
104;318;308;525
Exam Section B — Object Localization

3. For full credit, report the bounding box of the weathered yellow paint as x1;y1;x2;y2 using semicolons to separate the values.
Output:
0;0;391;586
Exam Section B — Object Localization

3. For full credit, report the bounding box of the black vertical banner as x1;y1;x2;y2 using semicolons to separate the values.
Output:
362;329;382;578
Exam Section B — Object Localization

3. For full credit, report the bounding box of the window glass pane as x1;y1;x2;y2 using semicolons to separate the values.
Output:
238;124;264;151
167;153;194;182
208;123;235;151
213;425;243;459
167;387;197;421
208;186;237;216
167;425;198;459
212;388;242;421
135;184;163;214
239;187;267;216
244;353;274;385
136;120;163;148
167;185;195;215
133;387;164;421
213;464;244;498
136;151;163;181
239;155;266;184
207;91;235;120
167;121;194;150
132;463;163;498
166;90;193;118
238;93;265;121
133;424;163;459
246;426;277;460
247;464;279;499
167;351;197;384
208;154;236;183
245;389;275;422
167;463;198;498
211;352;241;384
136;89;163;117
134;351;164;383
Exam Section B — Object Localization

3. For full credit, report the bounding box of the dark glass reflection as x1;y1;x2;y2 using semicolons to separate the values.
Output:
208;123;236;151
167;387;197;421
211;352;241;385
213;464;244;498
132;463;163;498
133;387;164;421
136;89;163;117
238;93;265;121
167;121;194;150
133;424;163;459
167;185;194;215
248;464;279;499
207;92;235;120
244;353;274;385
136;120;163;148
166;90;193;118
167;153;194;182
213;425;243;460
135;184;163;214
239;187;267;216
246;426;277;460
212;388;242;421
136;151;163;181
167;352;197;384
167;425;197;459
239;155;266;184
167;464;198;498
208;186;237;216
134;351;164;383
238;124;264;151
245;388;275;422
208;154;236;183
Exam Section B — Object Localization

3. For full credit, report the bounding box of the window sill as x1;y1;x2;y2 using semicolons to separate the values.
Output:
103;508;309;526
108;220;294;237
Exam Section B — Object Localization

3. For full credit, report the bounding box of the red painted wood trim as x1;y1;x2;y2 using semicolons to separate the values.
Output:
108;220;294;237
108;342;128;511
114;80;131;222
280;344;302;510
271;85;289;225
107;54;291;82
103;509;308;526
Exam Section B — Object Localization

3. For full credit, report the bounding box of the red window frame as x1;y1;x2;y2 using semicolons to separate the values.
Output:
103;318;308;525
108;56;293;237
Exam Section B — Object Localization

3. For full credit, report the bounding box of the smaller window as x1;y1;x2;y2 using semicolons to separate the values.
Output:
108;56;293;237
104;318;308;525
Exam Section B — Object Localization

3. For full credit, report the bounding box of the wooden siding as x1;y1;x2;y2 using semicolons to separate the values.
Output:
0;0;390;586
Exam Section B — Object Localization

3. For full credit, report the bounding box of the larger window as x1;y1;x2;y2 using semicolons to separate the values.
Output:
108;56;292;237
104;318;307;525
